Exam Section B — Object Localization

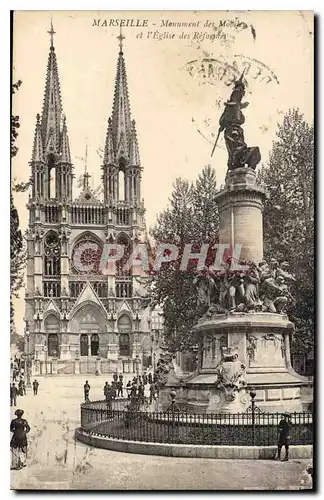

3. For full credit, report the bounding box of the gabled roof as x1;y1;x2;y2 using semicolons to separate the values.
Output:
43;299;61;316
74;187;102;205
117;299;134;316
69;282;107;317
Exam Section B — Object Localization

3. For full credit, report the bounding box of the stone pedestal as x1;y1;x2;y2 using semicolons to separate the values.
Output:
95;358;101;374
59;345;72;360
215;167;267;263
52;358;58;375
107;344;119;360
187;312;305;412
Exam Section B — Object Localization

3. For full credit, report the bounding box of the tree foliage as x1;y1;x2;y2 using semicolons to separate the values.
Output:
150;166;220;352
11;80;28;333
257;109;314;354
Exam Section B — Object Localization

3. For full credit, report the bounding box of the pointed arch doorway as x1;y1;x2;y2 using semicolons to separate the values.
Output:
71;304;106;359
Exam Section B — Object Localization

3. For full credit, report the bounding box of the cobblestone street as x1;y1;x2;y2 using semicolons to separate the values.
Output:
10;376;312;490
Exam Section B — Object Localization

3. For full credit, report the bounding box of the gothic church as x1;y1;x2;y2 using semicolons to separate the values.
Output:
24;25;161;376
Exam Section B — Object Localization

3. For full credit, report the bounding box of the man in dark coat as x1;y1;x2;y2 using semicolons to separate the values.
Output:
10;383;18;407
32;379;39;395
277;412;291;461
83;380;90;402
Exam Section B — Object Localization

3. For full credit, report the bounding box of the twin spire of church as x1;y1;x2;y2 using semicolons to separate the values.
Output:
32;20;71;164
31;22;141;203
103;30;140;168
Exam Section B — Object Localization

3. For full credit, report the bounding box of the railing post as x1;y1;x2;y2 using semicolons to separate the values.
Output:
250;389;256;446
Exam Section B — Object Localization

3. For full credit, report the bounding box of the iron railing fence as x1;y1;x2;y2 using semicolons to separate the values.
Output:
80;400;313;447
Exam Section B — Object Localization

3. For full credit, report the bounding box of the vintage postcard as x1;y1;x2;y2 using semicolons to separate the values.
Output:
10;10;314;490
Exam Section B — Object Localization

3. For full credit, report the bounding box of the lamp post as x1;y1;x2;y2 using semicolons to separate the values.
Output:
24;322;31;388
153;352;157;372
249;389;257;446
135;355;140;379
150;333;154;368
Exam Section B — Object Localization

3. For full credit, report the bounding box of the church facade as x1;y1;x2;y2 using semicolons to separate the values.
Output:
24;26;161;376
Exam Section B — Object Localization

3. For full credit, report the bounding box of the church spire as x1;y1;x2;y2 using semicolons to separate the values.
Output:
129;119;140;166
104;117;115;164
102;31;142;204
41;19;62;155
59;115;71;163
30;21;73;202
31;114;44;162
110;30;132;161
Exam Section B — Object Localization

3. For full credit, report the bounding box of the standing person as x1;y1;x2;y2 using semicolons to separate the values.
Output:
277;412;291;461
12;369;17;382
117;378;123;398
10;383;18;407
22;380;26;396
32;379;39;395
126;380;132;399
103;381;109;400
138;383;145;405
10;409;31;470
149;382;156;404
111;380;117;399
83;380;90;402
113;372;118;384
143;372;148;385
144;381;150;403
148;372;153;385
18;378;24;397
130;382;137;400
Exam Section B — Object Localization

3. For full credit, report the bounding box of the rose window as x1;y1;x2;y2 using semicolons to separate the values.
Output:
72;236;102;274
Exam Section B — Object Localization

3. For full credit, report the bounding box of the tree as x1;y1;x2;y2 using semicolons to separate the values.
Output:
11;80;28;336
150;167;220;352
257;109;314;355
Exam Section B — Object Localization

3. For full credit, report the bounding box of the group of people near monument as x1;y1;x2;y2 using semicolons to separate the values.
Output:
83;371;159;405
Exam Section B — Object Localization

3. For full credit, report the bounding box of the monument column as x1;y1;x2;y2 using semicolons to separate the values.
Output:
215;168;267;264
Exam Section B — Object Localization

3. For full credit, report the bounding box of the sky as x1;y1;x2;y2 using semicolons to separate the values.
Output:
11;10;314;334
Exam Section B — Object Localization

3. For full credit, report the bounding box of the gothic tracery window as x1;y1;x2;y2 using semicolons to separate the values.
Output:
116;233;132;277
71;233;102;275
44;231;61;277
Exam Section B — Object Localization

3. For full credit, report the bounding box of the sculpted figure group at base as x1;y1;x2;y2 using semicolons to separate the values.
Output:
196;258;295;317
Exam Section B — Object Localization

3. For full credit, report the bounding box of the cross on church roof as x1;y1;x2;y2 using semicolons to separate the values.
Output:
117;28;125;53
48;18;56;48
83;169;91;190
83;145;91;189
